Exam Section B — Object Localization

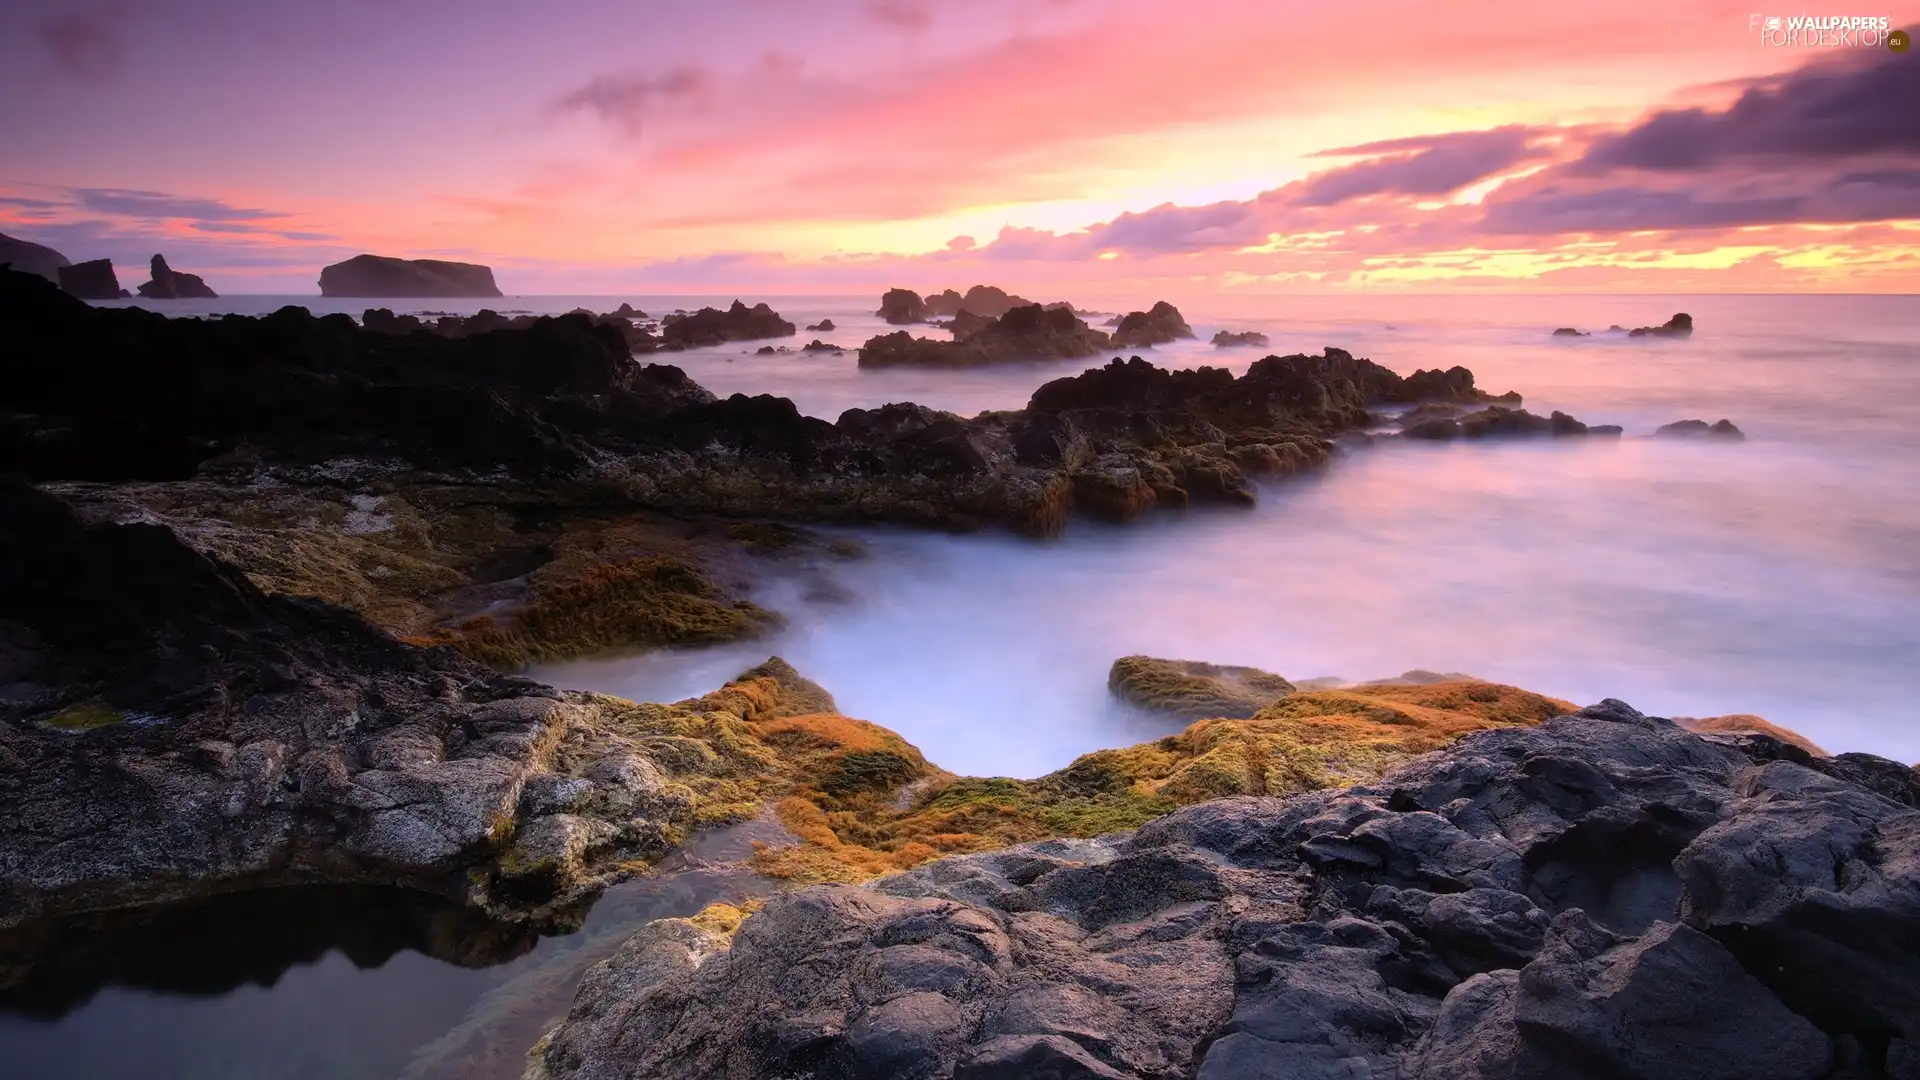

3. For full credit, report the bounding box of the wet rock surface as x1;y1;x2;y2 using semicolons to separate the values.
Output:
534;702;1920;1080
0;480;707;928
318;254;502;298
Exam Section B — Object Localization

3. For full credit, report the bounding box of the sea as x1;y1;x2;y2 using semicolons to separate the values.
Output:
4;290;1915;1078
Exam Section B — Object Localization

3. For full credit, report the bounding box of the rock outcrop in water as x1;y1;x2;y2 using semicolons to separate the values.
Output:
1108;655;1296;719
530;700;1920;1080
1109;301;1195;348
56;258;128;299
318;254;503;298
1213;330;1270;348
859;304;1112;368
878;288;928;324
1631;313;1693;338
1400;405;1619;440
1656;418;1745;440
0;232;70;283
806;319;835;332
134;254;217;299
660;300;796;346
923;285;1034;319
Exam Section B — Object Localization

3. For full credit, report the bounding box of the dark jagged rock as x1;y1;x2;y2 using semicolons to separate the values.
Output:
859;305;1110;368
318;254;503;298
1630;313;1694;338
1401;406;1606;440
134;254;217;299
802;340;844;352
0;480;697;929
613;303;647;319
877;288;928;324
922;285;1034;319
362;306;661;352
1656;419;1745;441
659;300;796;346
0;267;711;481
1109;301;1195;348
0;269;1522;535
806;319;835;332
56;259;128;300
0;232;70;283
1212;330;1270;348
941;309;996;341
534;700;1920;1080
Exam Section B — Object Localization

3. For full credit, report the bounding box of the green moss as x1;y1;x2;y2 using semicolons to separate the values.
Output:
42;699;125;731
1108;655;1296;719
820;750;924;797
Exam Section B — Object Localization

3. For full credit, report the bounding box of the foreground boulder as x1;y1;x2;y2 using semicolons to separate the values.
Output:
0;481;698;927
660;300;796;346
318;254;503;297
0;232;70;283
134;254;217;299
1109;301;1195;348
532;700;1920;1080
56;258;127;300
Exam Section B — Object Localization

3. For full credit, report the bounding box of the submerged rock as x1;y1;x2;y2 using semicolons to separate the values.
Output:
1108;655;1296;719
660;300;796;346
134;254;218;299
1656;419;1745;441
533;700;1920;1080
0;232;70;283
1212;329;1270;348
877;288;928;324
318;254;503;298
1109;301;1196;347
55;258;128;300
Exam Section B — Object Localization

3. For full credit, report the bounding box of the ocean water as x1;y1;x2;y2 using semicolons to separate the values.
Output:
7;289;1915;1079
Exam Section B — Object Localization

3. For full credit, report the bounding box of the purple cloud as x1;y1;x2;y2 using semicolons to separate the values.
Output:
1294;126;1548;206
551;67;714;136
72;188;281;222
1573;49;1920;172
867;0;933;30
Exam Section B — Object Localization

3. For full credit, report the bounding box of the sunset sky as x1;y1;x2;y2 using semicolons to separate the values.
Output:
2;0;1917;295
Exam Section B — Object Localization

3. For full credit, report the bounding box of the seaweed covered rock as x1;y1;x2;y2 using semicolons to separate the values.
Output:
660;300;796;346
134;254;217;299
0;481;700;927
319;254;502;298
1109;301;1195;348
876;288;927;324
533;700;1920;1080
1108;655;1295;719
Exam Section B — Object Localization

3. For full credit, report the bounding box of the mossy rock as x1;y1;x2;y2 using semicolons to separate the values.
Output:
1108;655;1296;720
41;699;125;731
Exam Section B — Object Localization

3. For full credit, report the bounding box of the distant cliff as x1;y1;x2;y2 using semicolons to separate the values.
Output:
317;254;503;298
57;259;129;300
0;232;70;283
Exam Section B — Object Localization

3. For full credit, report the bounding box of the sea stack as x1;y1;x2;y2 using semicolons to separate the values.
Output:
0;232;71;283
318;254;504;298
56;258;129;299
136;254;218;299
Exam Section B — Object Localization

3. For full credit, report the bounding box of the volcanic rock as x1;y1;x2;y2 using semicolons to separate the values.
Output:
877;288;928;324
859;304;1110;368
532;700;1920;1080
318;254;503;298
0;232;70;283
922;285;1034;319
1212;330;1270;348
660;300;796;346
1110;301;1195;348
135;254;218;299
56;259;128;300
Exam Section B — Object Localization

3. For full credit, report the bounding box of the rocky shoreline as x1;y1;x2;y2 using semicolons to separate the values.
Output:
3;269;1905;1080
